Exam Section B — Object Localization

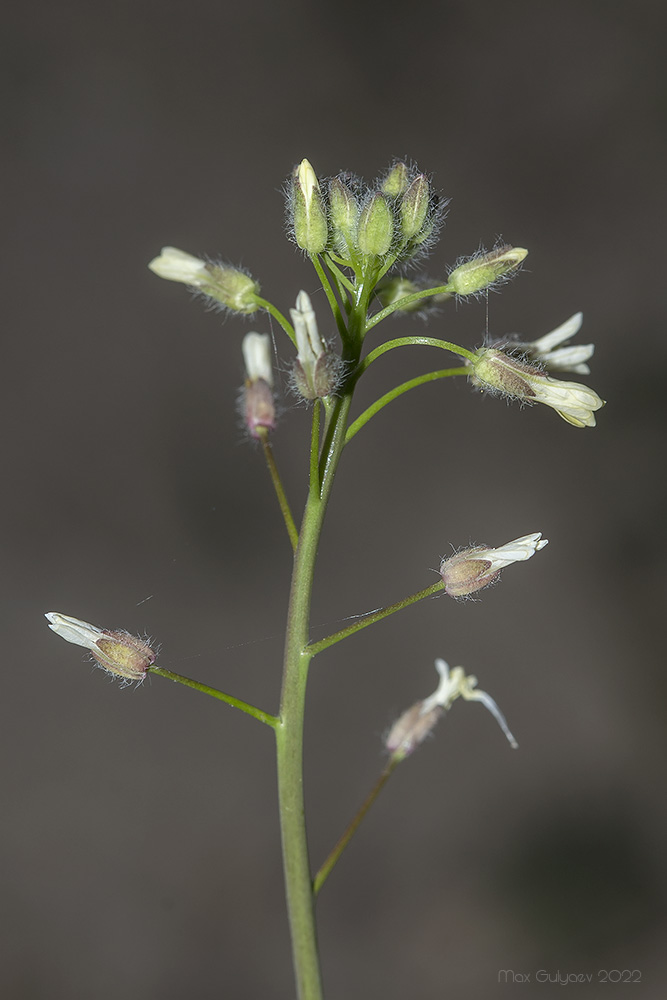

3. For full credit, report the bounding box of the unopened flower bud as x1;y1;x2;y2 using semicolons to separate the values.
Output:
381;161;410;197
440;533;548;598
291;159;329;254
386;658;517;759
357;193;394;257
328;177;359;252
448;246;528;296
148;247;260;314
399;174;430;239
241;333;275;439
45;612;156;684
290;290;341;400
469;347;604;427
375;277;424;312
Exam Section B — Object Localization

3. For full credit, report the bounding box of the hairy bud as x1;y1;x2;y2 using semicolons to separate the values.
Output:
148;247;260;314
45;612;156;684
290;159;329;254
241;333;275;438
448;246;527;296
357;193;394;258
440;533;548;598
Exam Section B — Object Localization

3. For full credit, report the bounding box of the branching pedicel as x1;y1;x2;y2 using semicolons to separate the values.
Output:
46;158;605;1000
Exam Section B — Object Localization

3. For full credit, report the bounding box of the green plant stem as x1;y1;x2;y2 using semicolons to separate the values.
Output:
313;754;402;896
310;254;347;339
365;283;454;330
275;388;355;1000
346;367;469;443
355;337;476;381
148;666;277;727
254;296;296;345
259;430;298;550
308;580;445;657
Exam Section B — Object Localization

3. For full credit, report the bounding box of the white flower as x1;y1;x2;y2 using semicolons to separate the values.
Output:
242;332;273;386
385;658;517;756
511;313;594;375
291;290;324;376
526;374;604;427
470;348;605;428
45;612;155;683
147;246;209;285
440;533;548;598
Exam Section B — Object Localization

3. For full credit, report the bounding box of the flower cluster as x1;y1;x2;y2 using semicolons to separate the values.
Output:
288;158;446;267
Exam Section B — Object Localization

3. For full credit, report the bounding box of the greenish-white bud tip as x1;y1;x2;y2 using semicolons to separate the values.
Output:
357;193;394;257
399;174;430;239
449;246;528;296
292;158;328;254
381;161;410;197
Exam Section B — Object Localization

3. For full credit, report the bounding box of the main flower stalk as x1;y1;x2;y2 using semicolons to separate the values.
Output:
275;353;357;999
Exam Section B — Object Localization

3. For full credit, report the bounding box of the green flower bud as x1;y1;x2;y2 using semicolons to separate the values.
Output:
357;193;394;258
381;161;410;197
448;246;528;296
399;174;430;239
201;264;261;313
328;177;359;251
375;277;423;312
291;158;329;254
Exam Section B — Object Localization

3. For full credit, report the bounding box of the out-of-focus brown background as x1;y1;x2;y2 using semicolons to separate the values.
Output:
3;1;666;997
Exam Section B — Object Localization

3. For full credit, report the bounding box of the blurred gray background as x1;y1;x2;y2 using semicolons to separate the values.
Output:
3;1;666;997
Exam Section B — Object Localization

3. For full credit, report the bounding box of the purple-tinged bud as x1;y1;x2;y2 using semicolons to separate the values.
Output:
385;701;444;757
440;533;548;598
241;332;275;439
290;290;342;400
45;612;156;684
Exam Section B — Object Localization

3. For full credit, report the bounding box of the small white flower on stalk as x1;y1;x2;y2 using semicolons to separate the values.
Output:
148;247;260;314
148;246;210;285
508;313;594;375
45;612;156;685
385;658;517;759
440;533;548;598
241;332;275;439
291;290;341;400
469;347;604;427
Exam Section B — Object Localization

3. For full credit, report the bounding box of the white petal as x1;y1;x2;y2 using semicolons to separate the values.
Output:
531;312;584;353
45;612;103;649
